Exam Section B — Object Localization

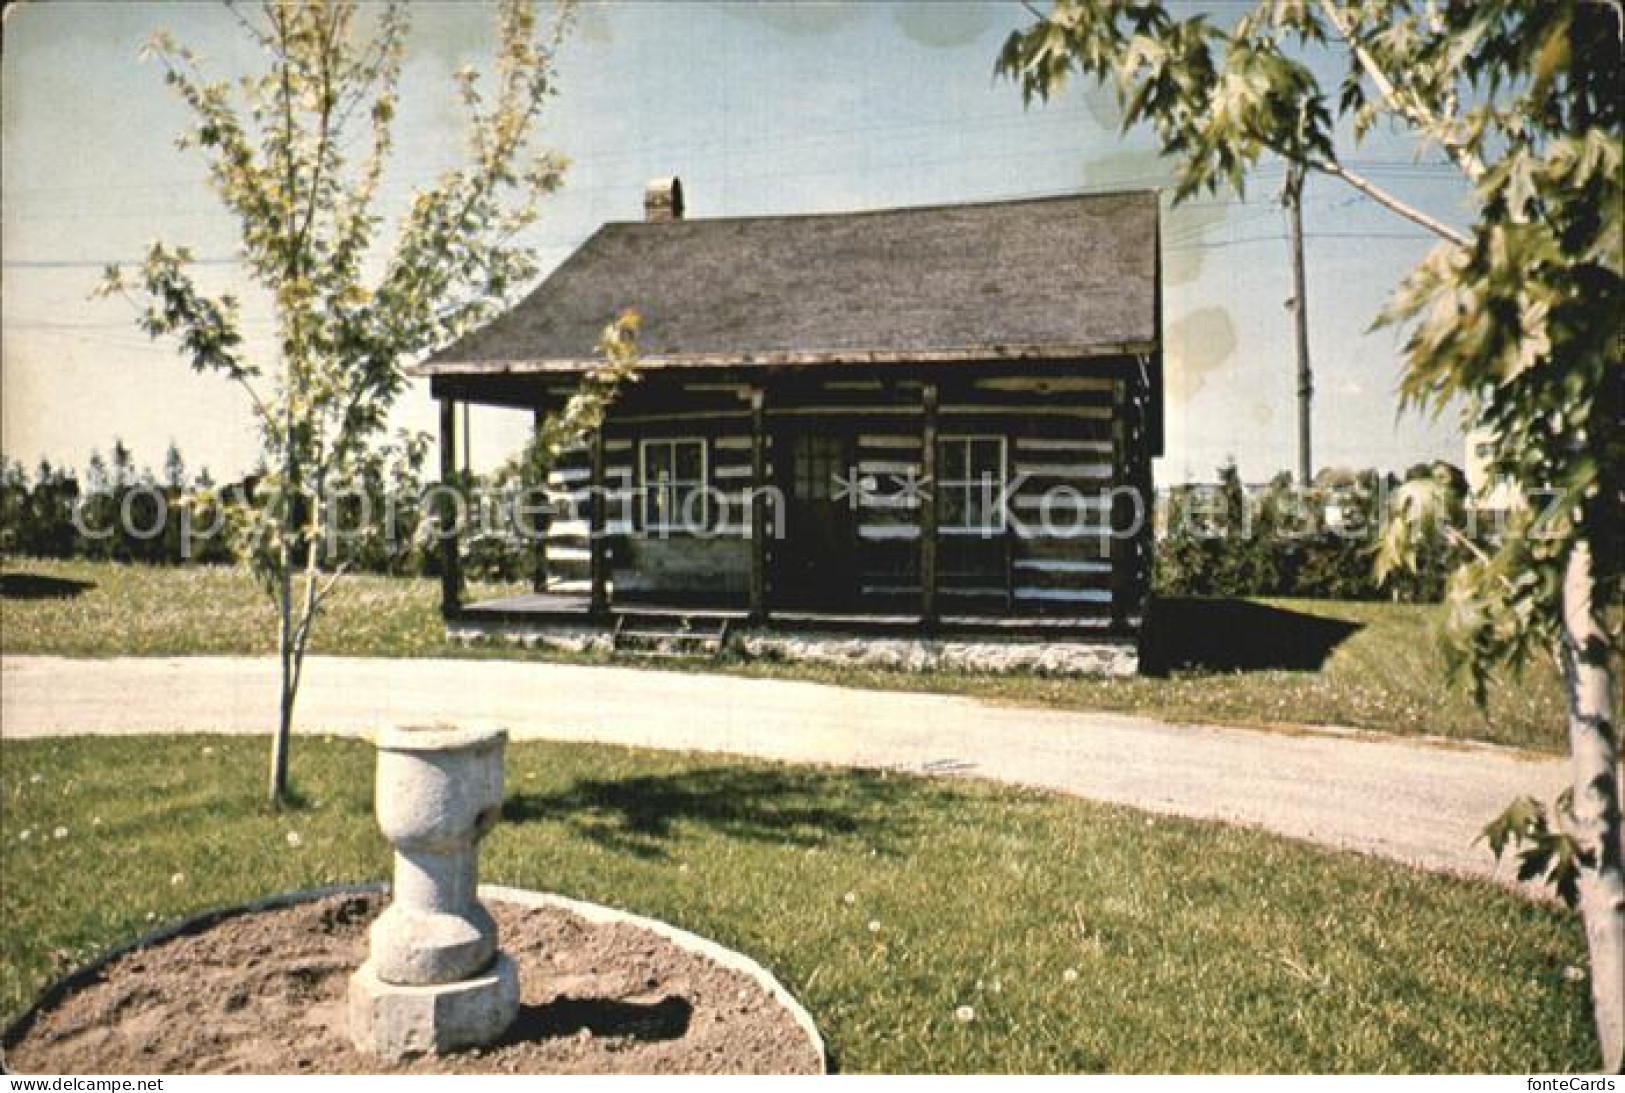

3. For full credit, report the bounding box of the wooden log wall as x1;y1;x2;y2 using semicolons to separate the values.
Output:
529;361;1154;630
541;382;761;601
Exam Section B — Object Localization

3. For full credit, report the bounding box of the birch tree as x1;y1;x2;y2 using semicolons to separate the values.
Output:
99;0;628;807
1000;0;1622;1070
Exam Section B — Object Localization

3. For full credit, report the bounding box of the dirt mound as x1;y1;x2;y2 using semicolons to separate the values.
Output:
5;892;821;1075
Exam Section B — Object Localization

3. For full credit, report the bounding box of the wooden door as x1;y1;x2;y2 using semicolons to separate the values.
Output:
775;430;855;608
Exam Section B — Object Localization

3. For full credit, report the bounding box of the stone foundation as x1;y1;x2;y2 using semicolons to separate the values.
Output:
449;621;1138;677
447;622;613;656
738;632;1138;676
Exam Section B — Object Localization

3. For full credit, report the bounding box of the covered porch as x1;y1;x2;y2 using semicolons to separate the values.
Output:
427;366;1146;643
447;587;1138;675
452;589;1128;638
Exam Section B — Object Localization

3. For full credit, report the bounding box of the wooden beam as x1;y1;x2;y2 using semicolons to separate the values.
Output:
531;407;548;593
1109;381;1128;632
460;401;472;476
437;396;462;615
920;382;939;627
749;387;768;623
589;426;608;616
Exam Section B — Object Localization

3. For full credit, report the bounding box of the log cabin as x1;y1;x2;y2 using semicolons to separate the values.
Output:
417;180;1162;675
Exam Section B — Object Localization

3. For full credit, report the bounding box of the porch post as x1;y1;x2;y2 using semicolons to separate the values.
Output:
920;381;939;627
1109;380;1128;632
530;407;548;593
749;386;769;623
589;425;609;617
437;396;462;616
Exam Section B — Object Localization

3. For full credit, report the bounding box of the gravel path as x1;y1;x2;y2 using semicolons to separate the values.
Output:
2;654;1565;887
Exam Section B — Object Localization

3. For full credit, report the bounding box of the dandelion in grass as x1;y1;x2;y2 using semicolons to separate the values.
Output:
53;826;68;840
867;920;881;934
285;831;303;848
842;891;857;906
171;872;185;886
18;829;31;842
29;773;43;785
1063;968;1079;984
954;1005;976;1024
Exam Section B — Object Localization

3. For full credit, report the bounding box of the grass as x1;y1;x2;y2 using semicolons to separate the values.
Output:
0;558;519;659
0;734;1597;1072
0;557;1577;751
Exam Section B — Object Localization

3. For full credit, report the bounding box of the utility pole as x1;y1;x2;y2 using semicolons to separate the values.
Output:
1283;163;1314;486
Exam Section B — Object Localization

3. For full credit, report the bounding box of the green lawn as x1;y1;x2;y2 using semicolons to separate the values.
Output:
0;735;1596;1072
0;557;1576;751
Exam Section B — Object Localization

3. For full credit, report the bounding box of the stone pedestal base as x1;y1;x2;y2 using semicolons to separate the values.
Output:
348;954;519;1058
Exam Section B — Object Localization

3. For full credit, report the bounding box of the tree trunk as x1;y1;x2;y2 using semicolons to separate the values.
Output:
1561;538;1624;1073
270;563;293;807
270;391;296;808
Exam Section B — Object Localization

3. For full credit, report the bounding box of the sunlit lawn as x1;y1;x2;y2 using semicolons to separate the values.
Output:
1;557;1577;751
0;735;1596;1072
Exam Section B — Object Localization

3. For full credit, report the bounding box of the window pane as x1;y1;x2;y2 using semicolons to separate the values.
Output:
812;451;831;491
939;439;967;481
647;442;672;481
673;483;700;525
966;489;990;530
941;489;967;528
675;440;702;482
970;439;1002;478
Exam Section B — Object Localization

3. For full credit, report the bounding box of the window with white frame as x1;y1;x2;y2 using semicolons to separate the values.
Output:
640;438;708;532
938;435;1006;535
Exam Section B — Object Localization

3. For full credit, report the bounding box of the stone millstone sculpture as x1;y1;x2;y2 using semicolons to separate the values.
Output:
349;725;518;1058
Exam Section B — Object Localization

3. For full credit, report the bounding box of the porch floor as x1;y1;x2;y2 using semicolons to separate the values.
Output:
463;592;750;619
455;592;1131;637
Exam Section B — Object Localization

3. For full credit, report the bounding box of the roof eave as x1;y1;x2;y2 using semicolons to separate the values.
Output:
411;341;1160;378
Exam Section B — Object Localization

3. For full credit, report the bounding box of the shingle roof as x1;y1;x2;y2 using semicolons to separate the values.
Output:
421;189;1159;373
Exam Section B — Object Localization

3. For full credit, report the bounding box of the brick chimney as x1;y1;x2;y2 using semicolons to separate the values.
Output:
644;176;684;223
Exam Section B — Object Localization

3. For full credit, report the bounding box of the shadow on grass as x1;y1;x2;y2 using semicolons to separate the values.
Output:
504;765;946;860
0;573;95;600
1142;597;1363;674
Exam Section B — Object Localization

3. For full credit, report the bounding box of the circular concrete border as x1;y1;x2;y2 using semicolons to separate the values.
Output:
481;885;826;1071
2;883;826;1075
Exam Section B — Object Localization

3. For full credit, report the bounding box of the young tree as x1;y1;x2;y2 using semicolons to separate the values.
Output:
0;460;29;562
162;443;187;492
79;452;109;561
1000;0;1622;1069
99;0;615;806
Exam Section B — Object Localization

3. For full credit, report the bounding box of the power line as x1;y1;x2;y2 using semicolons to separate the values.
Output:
3;257;243;269
4;169;1454;271
4;223;1439;279
1165;229;1436;251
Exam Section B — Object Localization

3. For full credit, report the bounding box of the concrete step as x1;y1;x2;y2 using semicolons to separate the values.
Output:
611;613;731;659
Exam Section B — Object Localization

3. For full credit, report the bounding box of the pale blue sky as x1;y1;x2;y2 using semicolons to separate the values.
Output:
2;0;1473;485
